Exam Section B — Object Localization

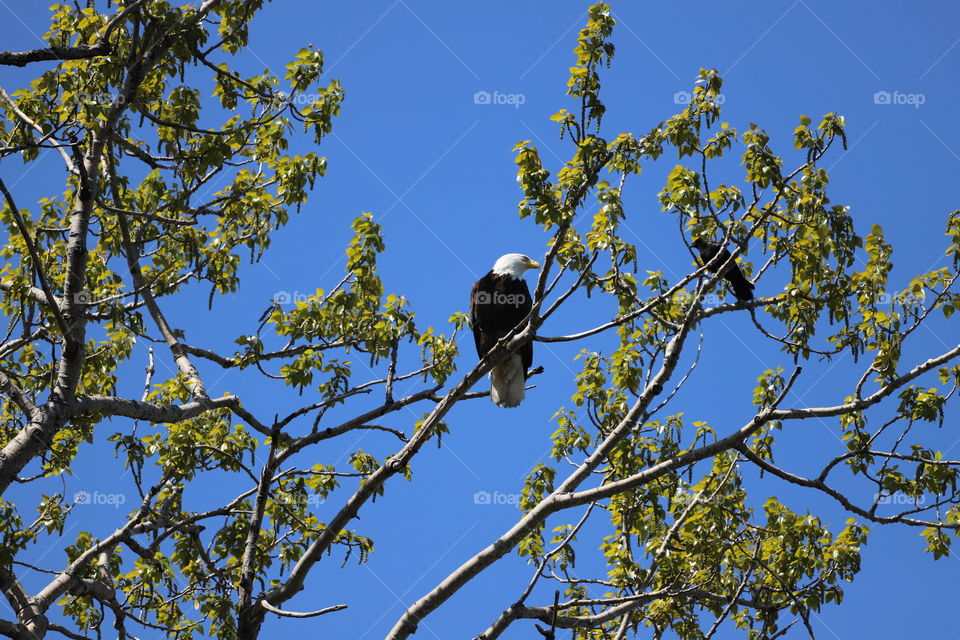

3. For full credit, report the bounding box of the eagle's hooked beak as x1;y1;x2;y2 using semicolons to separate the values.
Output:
527;259;541;270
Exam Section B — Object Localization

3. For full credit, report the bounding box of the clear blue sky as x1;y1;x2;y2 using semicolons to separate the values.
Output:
3;1;960;638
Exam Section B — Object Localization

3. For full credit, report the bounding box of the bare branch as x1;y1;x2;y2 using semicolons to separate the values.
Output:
736;445;956;529
258;601;346;618
772;344;960;421
71;393;235;424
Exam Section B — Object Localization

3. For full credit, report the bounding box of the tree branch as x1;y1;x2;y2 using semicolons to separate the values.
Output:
71;394;235;424
258;601;346;618
772;344;960;421
0;0;146;67
0;370;37;417
0;177;71;340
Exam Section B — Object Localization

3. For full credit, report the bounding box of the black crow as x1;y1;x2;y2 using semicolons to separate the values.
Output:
691;238;755;302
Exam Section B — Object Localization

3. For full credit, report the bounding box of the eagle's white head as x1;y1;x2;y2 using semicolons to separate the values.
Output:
492;253;540;280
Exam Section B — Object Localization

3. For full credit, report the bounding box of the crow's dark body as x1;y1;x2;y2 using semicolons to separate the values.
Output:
692;238;755;302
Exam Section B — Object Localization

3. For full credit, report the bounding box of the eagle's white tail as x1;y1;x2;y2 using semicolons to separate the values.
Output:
490;354;526;408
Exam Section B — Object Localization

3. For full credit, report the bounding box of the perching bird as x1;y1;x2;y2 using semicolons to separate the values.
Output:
691;238;755;302
470;253;540;407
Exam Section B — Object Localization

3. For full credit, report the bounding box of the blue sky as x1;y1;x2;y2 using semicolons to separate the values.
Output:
3;1;960;638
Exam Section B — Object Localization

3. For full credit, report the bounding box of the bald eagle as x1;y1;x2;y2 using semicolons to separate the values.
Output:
470;253;540;407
